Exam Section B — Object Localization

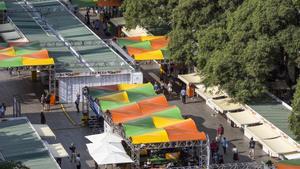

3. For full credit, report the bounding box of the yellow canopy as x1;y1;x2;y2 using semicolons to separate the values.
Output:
99;91;130;103
152;117;185;128
131;129;169;144
23;58;54;66
117;83;148;91
0;47;15;56
140;36;166;41
133;50;164;61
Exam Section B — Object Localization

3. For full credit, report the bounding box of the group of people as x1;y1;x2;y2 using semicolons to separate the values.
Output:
0;103;6;118
69;143;81;169
210;124;256;164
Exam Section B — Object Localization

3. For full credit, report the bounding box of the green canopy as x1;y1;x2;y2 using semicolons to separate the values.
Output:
72;0;97;7
116;39;139;48
278;159;300;166
0;1;6;10
0;57;22;67
124;125;163;137
127;40;153;49
153;107;183;119
15;48;40;55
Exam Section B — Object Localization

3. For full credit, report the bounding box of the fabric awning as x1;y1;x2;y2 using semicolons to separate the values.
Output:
122;26;150;37
32;124;56;138
0;23;15;33
195;85;225;100
277;159;300;169
209;98;242;113
85;132;123;143
46;143;69;158
1;31;21;41
284;153;300;160
110;17;125;27
245;124;280;140
227;110;261;127
262;137;299;154
178;73;203;85
87;142;133;165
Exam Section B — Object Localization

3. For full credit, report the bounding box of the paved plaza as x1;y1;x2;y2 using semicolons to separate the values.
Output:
0;68;271;169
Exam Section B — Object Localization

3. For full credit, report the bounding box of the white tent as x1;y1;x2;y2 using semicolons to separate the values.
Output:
85;132;123;143
87;142;133;165
46;143;69;158
261;137;299;157
195;85;225;100
227;110;261;127
178;73;203;85
32;124;56;138
122;26;150;37
207;97;242;113
244;124;280;141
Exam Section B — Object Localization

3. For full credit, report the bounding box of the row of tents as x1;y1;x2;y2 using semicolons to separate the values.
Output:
87;83;207;144
116;36;170;61
178;73;300;165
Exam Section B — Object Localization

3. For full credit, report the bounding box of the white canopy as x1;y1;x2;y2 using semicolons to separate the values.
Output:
178;73;203;85
122;26;150;37
32;124;56;138
85;132;123;143
245;124;280;140
46;143;69;158
284;152;300;160
195;85;225;100
209;98;242;113
227;110;261;127
262;137;299;155
87;142;133;165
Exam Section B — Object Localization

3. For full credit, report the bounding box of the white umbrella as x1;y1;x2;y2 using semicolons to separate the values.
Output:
87;142;134;165
85;132;123;143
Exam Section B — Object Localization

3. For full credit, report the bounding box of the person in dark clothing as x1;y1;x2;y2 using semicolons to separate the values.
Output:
180;88;186;104
69;143;76;162
56;157;62;166
40;112;46;124
232;146;239;162
76;154;81;169
249;137;256;160
75;94;80;113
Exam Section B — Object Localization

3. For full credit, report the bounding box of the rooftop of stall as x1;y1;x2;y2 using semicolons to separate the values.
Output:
0;118;60;169
5;0;133;74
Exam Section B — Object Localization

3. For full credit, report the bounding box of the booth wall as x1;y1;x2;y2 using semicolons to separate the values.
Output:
58;72;143;103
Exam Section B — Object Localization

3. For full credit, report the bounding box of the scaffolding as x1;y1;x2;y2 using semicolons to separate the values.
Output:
82;89;210;168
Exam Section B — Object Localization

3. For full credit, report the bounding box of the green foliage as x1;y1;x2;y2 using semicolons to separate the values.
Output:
0;161;29;169
289;79;300;140
121;0;178;31
122;0;300;103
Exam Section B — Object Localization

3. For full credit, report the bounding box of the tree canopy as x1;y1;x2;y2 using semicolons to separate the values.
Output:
289;79;300;140
0;161;29;169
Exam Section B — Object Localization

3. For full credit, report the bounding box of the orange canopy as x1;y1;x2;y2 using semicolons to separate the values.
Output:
127;47;149;56
98;0;121;7
150;37;169;50
110;95;170;124
165;119;207;141
22;49;49;59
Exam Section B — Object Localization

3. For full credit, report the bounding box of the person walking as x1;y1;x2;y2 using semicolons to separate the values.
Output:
217;124;224;141
40;93;46;110
69;143;76;163
180;87;186;104
40;112;46;124
76;154;81;169
75;93;80;113
154;82;160;93
232;145;239;162
0;104;4;118
221;137;229;154
167;81;173;96
249;137;256;160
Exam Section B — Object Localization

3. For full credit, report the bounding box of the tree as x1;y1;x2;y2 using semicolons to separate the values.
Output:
196;0;300;102
0;161;29;169
289;79;300;140
121;0;178;32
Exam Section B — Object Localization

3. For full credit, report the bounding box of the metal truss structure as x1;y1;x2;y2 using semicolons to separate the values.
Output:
82;90;210;168
170;162;264;169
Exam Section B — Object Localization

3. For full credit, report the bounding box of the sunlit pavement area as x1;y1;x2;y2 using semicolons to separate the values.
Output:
0;68;271;169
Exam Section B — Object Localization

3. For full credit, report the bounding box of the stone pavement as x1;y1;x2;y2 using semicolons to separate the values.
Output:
0;68;272;169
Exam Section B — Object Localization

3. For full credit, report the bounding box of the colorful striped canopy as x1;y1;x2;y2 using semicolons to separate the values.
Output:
0;47;54;68
88;83;207;144
277;159;300;169
117;36;170;61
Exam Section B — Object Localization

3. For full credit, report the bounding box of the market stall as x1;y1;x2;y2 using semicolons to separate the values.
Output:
244;124;280;141
207;97;243;113
32;124;56;139
195;85;225;101
83;83;209;168
226;110;261;128
261;137;299;157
